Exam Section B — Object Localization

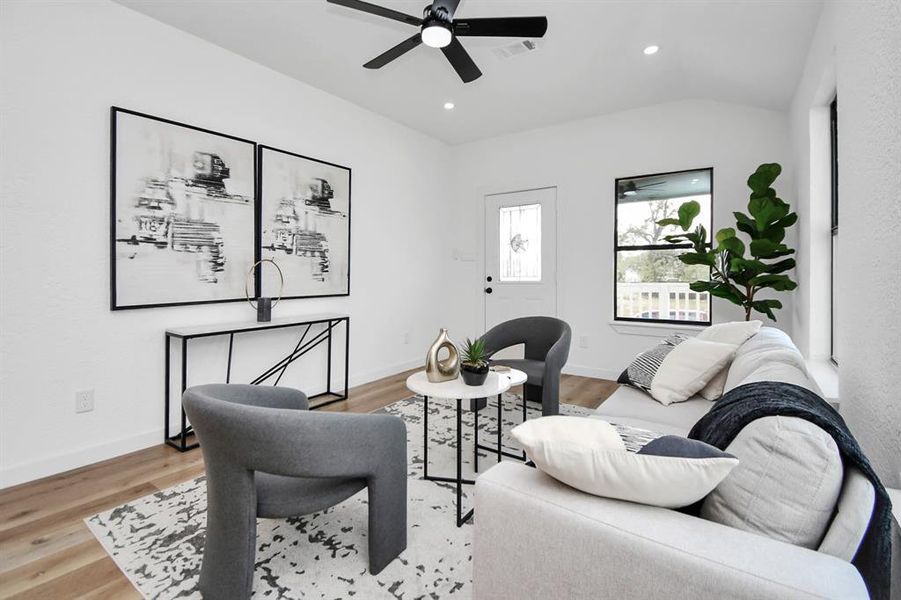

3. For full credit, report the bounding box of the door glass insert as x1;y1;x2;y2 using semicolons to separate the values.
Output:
499;203;541;282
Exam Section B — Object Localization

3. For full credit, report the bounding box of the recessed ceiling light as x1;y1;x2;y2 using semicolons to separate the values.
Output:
643;45;659;55
443;102;455;110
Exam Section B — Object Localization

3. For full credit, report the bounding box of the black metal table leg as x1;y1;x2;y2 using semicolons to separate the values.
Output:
164;334;170;443
497;393;503;463
421;395;475;527
474;402;479;473
456;398;474;527
180;338;187;450
423;395;429;480
225;333;234;383
343;318;350;399
522;391;528;460
326;320;333;394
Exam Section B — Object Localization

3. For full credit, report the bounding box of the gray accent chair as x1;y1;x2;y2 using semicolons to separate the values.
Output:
183;384;407;599
479;316;571;416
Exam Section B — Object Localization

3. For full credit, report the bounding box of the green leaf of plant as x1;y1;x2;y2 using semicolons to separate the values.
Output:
663;234;689;244
734;212;757;237
776;213;798;228
747;163;782;196
762;225;786;243
763;258;796;274
749;238;782;257
750;197;790;231
678;201;701;230
679;251;715;266
750;274;798;291
719;236;745;257
656;218;681;227
715;228;736;242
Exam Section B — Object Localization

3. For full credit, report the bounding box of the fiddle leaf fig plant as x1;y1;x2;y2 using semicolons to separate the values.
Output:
656;163;798;321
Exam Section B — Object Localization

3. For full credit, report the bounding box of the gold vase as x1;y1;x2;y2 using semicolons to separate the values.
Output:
425;328;460;383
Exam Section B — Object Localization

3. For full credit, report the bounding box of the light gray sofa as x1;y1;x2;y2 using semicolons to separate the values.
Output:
473;327;874;599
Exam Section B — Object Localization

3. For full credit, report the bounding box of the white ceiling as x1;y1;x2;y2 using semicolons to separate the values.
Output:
115;0;822;145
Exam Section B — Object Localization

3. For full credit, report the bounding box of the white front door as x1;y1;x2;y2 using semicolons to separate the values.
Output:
484;187;557;332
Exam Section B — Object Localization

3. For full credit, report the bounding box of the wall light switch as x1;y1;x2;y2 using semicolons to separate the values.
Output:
76;389;94;413
579;335;589;349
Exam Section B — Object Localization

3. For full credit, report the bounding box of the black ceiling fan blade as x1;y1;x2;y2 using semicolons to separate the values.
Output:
453;16;548;38
326;0;422;26
441;37;482;83
430;0;461;20
363;34;423;69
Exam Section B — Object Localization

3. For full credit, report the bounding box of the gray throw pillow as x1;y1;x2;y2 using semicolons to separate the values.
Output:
638;435;735;460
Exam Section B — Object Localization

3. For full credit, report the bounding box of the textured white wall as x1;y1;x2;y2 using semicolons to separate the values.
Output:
791;0;901;487
0;1;455;487
833;0;901;488
789;2;836;360
446;100;795;380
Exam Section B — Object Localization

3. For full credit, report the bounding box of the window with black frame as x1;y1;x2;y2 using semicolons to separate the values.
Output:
830;97;839;364
615;168;713;324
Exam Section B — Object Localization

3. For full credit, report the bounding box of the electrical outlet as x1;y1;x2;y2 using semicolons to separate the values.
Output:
402;332;410;345
579;335;589;349
75;389;94;413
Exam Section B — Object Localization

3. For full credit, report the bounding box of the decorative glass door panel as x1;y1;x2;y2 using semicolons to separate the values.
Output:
499;203;541;282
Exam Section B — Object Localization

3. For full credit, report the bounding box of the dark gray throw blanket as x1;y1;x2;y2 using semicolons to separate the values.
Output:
688;381;892;600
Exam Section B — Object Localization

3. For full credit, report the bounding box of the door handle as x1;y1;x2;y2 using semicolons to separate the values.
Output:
485;287;493;294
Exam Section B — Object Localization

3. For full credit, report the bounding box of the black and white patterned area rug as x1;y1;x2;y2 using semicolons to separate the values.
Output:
86;395;661;599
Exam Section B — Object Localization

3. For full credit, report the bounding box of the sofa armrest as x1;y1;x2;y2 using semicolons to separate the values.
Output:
473;462;867;600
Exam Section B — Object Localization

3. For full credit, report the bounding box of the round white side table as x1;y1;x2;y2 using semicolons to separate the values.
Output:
406;368;527;526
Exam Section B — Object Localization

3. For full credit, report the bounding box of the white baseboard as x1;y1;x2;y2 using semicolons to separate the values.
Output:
347;358;422;388
0;360;426;490
562;364;622;381
0;428;162;490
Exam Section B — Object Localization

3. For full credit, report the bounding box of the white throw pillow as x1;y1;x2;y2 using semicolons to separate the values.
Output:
650;338;736;405
513;418;739;508
696;321;762;400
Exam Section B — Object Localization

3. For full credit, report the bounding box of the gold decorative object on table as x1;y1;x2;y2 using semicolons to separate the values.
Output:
245;259;284;322
425;328;460;383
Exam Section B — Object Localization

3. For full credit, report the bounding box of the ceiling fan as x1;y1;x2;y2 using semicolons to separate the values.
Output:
327;0;548;83
618;180;666;198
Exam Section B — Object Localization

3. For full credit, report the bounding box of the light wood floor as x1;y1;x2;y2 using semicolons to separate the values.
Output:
0;371;618;599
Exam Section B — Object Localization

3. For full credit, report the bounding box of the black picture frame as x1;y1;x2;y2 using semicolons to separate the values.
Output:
110;107;258;310
613;167;714;326
256;144;352;300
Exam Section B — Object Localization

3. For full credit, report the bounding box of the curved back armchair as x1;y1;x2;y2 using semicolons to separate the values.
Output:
480;316;571;416
183;384;407;599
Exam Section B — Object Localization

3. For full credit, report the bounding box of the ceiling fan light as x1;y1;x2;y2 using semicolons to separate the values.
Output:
422;23;452;48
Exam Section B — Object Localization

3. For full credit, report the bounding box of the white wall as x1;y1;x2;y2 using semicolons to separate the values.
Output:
0;0;455;488
446;100;794;379
789;2;836;361
790;0;901;487
832;0;901;488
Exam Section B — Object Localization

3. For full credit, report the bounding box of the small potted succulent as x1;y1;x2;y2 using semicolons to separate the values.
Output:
460;338;490;386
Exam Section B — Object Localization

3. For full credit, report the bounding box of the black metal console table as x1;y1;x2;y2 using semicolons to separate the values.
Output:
164;314;350;451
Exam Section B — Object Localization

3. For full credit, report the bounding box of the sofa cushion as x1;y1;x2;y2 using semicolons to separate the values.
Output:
595;385;712;436
695;320;762;400
700;416;843;549
724;327;814;393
